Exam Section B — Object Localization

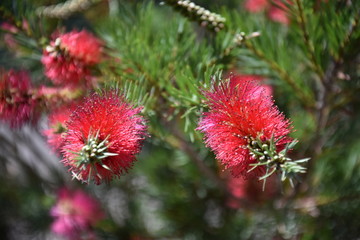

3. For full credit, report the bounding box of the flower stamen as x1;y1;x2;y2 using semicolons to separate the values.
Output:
73;131;118;167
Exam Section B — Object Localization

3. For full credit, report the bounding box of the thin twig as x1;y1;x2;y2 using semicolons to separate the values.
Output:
334;9;360;63
167;127;226;190
294;0;329;160
309;9;360;156
294;0;325;82
299;10;360;192
243;40;314;108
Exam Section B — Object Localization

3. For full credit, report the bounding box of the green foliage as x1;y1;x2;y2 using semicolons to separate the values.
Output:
0;0;359;239
97;2;226;141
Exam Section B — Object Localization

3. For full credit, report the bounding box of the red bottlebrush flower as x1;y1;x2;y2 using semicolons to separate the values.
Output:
0;69;37;128
1;22;19;49
268;0;290;25
244;0;291;25
227;74;273;97
41;51;90;87
41;30;102;87
0;22;18;33
4;33;18;49
197;75;292;178
61;92;147;184
60;30;102;65
50;188;104;240
43;103;78;152
226;173;277;209
244;0;269;12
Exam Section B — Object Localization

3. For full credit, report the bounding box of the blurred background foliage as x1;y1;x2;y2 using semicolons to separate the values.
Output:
0;0;359;239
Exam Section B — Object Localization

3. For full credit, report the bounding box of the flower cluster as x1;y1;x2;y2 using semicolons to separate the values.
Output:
244;0;291;25
61;92;147;184
197;75;293;178
1;22;19;50
50;188;104;240
1;20;30;51
0;69;37;128
42;30;102;87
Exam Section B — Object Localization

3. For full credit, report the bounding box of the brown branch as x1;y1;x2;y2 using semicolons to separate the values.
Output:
308;9;360;157
36;0;101;18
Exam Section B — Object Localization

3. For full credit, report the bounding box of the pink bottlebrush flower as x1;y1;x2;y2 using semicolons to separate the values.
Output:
1;22;20;50
4;33;18;49
197;75;292;178
61;92;147;184
0;69;37;128
60;30;102;65
43;103;78;152
244;0;291;24
50;188;104;240
36;85;81;106
41;50;91;87
0;22;18;33
37;86;69;102
41;29;102;87
226;172;277;209
268;0;290;25
228;74;273;97
244;0;269;12
21;19;30;32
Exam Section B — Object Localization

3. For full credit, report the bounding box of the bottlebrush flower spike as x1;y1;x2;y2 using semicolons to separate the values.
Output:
244;0;269;13
50;188;104;239
197;75;309;187
0;69;37;128
224;73;273;97
60;30;102;65
42;30;102;87
268;0;291;25
61;91;147;184
41;50;90;87
244;0;291;24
